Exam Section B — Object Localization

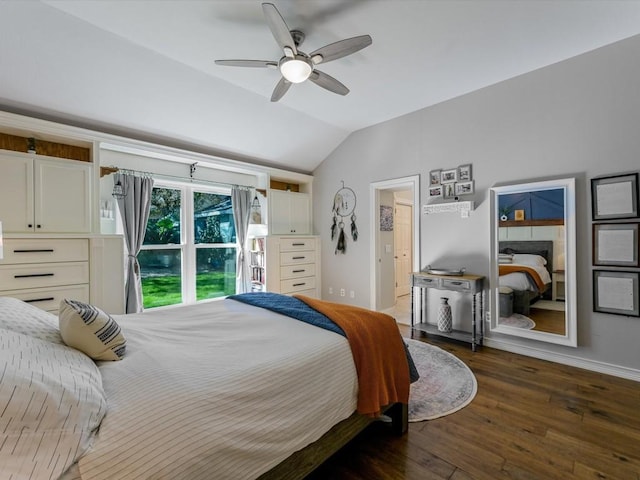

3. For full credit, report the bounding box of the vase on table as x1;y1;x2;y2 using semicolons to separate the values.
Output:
437;297;453;333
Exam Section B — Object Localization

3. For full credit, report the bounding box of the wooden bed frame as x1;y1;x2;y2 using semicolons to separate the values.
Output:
499;240;554;313
258;402;408;479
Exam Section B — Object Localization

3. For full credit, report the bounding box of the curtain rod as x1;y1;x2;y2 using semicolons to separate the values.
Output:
100;165;266;195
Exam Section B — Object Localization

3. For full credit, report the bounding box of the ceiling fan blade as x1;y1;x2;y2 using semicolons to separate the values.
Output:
215;60;277;68
309;35;372;65
262;3;297;56
308;70;349;96
271;77;292;102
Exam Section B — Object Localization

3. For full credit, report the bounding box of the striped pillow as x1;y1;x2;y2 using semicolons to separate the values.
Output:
59;299;126;361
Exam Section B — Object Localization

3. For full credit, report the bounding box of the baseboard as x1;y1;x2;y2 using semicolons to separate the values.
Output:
484;338;640;383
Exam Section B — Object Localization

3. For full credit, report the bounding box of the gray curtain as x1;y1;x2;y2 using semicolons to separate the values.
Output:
115;172;154;313
232;187;252;294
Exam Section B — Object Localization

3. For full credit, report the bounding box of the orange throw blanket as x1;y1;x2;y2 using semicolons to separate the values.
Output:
499;264;547;291
294;295;410;417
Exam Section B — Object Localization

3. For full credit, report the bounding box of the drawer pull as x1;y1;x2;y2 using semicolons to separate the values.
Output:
292;269;306;273
450;281;463;285
292;256;306;260
292;243;306;246
293;282;306;287
25;297;55;303
13;249;55;253
14;273;55;279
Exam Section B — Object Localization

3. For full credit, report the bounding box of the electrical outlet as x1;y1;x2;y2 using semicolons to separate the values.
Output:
340;288;346;297
485;311;491;322
328;287;333;295
350;290;355;298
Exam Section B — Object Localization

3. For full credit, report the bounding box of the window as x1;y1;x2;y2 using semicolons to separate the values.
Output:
138;184;237;309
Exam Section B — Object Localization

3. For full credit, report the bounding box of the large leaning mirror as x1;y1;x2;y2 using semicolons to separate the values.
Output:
490;177;577;347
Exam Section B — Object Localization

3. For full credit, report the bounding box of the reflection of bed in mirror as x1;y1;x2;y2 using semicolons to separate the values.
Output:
498;240;553;315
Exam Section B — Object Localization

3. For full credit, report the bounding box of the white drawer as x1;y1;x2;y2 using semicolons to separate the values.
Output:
291;288;318;299
440;278;472;292
280;238;316;252
281;276;316;294
280;250;315;265
0;262;89;290
1;284;89;312
280;263;316;280
1;238;89;264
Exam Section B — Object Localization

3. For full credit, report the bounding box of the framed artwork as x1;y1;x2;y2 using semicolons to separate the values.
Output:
429;169;441;186
428;185;443;199
458;164;472;182
440;168;458;184
455;181;474;196
379;205;393;231
593;270;640;317
593;223;639;267
443;182;456;199
591;173;639;220
514;209;525;221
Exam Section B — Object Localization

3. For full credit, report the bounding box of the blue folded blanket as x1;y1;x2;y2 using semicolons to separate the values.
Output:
228;292;419;383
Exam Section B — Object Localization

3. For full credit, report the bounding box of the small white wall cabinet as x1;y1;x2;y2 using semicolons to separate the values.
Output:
265;236;320;298
269;189;311;235
0;151;91;233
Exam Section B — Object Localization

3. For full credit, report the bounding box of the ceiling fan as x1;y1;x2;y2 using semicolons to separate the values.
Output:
215;2;372;102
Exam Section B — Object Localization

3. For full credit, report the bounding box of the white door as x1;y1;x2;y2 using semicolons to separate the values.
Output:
394;203;412;297
0;153;34;232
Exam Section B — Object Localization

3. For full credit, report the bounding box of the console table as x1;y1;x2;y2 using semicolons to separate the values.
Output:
411;272;485;351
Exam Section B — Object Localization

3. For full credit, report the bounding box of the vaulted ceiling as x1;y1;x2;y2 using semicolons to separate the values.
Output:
2;1;640;173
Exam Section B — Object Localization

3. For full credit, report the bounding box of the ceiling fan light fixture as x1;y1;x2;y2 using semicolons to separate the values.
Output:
279;56;312;83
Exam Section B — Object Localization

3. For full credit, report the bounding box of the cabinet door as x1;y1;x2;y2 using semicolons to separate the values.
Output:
270;190;310;235
289;193;310;234
34;158;92;233
0;153;34;232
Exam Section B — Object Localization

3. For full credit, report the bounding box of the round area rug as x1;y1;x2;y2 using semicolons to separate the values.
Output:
499;313;535;329
406;338;477;422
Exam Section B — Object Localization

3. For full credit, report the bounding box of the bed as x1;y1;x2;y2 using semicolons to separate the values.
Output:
0;293;410;480
498;240;553;315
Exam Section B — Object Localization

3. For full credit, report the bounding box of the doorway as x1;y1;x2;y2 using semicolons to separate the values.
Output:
369;175;420;322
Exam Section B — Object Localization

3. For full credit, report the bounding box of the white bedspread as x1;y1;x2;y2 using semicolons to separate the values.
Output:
78;299;358;480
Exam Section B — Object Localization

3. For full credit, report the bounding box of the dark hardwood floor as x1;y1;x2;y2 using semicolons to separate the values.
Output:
306;327;640;480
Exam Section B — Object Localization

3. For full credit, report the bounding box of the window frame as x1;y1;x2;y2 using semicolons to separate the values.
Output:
139;180;238;308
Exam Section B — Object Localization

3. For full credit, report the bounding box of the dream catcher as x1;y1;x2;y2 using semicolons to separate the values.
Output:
331;182;358;254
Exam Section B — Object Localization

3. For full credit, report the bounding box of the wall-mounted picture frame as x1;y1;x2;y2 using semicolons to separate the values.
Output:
428;185;443;199
591;173;639;221
454;180;474;196
593;223;639;267
379;205;393;231
443;182;456;199
440;168;458;184
514;209;525;221
429;169;441;186
593;270;640;317
458;164;472;182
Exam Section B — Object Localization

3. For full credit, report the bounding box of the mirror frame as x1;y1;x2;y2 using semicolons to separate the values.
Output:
489;177;577;347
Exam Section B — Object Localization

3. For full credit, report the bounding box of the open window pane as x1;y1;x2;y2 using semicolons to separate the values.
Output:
196;247;236;300
139;249;182;308
194;191;236;244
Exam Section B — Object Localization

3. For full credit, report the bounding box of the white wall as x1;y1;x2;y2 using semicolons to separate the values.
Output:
313;34;640;374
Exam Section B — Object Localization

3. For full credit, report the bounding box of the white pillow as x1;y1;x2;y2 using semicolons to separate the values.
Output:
0;328;107;480
0;296;63;344
59;299;126;361
512;254;547;267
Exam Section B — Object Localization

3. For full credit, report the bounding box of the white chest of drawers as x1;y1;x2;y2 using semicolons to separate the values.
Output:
266;236;320;298
0;238;90;314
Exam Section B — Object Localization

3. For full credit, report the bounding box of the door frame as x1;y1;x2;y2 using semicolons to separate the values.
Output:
369;175;420;311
